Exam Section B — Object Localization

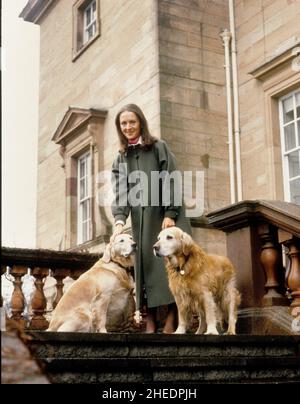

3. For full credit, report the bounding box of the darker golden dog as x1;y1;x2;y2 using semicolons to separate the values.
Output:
153;227;240;335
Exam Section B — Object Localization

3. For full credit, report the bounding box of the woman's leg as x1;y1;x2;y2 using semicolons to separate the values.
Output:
163;303;178;334
145;306;157;333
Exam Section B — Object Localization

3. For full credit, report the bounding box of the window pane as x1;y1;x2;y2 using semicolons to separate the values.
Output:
92;0;96;19
85;171;90;196
80;179;85;200
290;178;300;205
82;222;87;243
87;26;94;40
284;123;296;151
82;200;88;221
86;7;91;25
283;96;294;123
87;198;90;217
80;159;85;178
296;91;300;118
288;150;300;178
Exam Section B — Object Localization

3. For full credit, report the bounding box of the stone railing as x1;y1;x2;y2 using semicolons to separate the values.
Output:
207;200;300;324
1;247;102;330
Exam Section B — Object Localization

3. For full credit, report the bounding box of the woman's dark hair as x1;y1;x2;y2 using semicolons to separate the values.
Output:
115;104;157;153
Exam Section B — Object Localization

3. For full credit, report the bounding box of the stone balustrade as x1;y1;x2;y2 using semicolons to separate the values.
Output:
207;200;300;331
1;247;100;330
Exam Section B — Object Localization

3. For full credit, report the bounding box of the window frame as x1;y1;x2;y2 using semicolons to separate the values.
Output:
72;0;100;62
279;88;300;204
83;0;97;44
77;150;92;245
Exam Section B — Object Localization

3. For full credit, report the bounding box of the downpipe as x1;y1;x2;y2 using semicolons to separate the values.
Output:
229;0;243;201
220;29;236;204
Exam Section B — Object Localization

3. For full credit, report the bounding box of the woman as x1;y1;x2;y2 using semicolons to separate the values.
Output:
111;104;191;333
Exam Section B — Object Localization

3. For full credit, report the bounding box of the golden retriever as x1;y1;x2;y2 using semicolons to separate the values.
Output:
153;227;240;335
47;234;136;333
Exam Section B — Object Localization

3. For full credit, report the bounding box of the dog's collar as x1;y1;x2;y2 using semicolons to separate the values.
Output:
115;262;133;273
175;267;185;276
101;258;132;273
172;256;188;276
175;266;185;276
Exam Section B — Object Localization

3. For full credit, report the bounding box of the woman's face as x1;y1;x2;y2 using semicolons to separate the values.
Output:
119;111;141;141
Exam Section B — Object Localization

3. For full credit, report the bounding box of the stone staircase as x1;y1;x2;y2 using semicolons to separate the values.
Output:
27;331;300;384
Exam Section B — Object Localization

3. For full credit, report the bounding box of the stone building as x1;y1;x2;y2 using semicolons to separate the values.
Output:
20;0;300;254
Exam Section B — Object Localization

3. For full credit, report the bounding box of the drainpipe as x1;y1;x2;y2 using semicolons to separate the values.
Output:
229;0;243;201
220;29;236;204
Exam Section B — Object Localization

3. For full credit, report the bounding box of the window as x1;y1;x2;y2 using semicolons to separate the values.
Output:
83;0;97;44
73;0;100;61
279;89;300;204
52;107;107;250
77;152;92;244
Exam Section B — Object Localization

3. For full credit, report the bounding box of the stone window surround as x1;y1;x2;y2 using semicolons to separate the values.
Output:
72;0;101;62
249;42;300;201
52;107;107;250
278;89;300;204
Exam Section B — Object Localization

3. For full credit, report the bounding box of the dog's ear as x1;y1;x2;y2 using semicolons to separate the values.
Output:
181;232;193;256
102;243;112;263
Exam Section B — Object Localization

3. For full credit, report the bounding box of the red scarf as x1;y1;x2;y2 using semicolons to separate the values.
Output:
128;136;140;145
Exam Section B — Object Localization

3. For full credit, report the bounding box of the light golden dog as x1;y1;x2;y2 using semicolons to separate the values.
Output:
47;234;136;333
153;227;240;335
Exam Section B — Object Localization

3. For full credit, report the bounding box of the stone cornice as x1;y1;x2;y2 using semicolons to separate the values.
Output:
52;107;108;146
19;0;56;24
249;40;300;81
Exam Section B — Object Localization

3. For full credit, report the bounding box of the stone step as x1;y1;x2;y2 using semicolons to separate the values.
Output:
27;332;300;384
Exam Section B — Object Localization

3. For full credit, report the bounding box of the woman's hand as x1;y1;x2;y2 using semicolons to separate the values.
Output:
162;217;175;229
110;223;124;242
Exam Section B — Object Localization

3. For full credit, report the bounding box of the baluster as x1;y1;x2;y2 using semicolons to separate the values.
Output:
258;224;287;306
2;266;8;331
1;265;6;310
285;237;300;318
29;267;49;330
51;269;70;309
10;265;27;327
70;268;83;281
1;265;7;275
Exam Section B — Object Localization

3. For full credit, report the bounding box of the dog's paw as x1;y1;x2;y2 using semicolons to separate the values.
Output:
204;326;219;335
174;327;186;334
96;328;107;333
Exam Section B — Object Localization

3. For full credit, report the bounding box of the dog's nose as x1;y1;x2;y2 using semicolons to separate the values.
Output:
153;245;159;251
132;242;137;248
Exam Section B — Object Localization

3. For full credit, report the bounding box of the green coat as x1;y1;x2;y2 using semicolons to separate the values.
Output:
112;139;191;309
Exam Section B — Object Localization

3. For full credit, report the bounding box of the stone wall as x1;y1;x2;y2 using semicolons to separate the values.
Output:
157;0;229;251
35;0;300;254
235;0;300;199
36;0;160;249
